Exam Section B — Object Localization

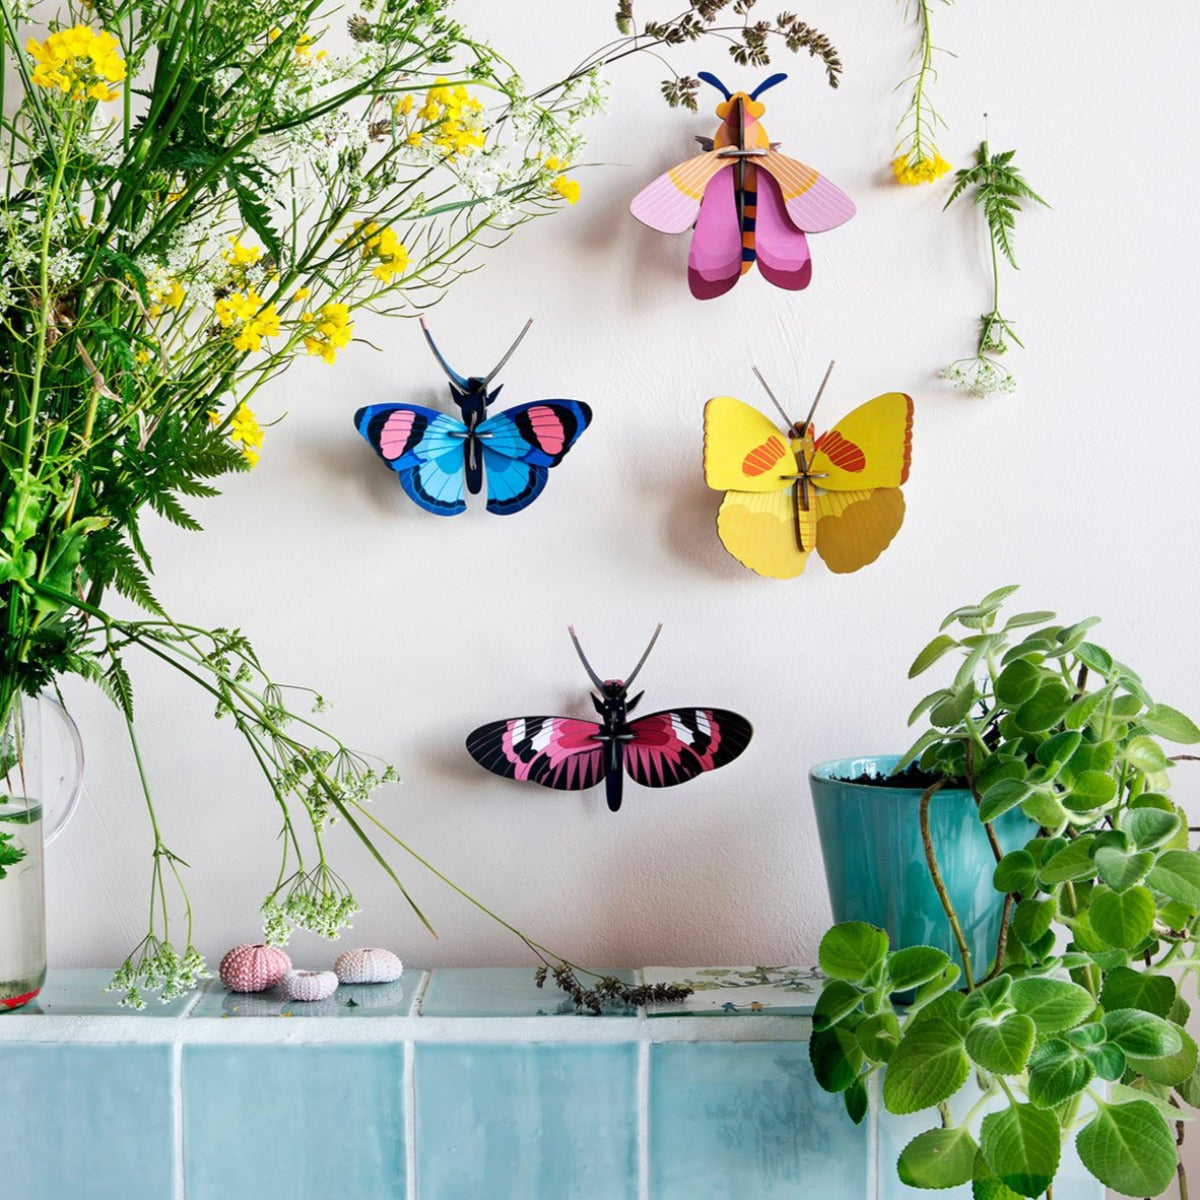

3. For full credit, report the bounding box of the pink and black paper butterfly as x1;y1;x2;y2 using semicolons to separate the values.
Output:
354;319;591;515
629;72;855;300
466;626;753;812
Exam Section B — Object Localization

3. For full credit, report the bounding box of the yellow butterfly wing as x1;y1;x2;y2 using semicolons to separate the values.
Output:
810;393;913;491
815;487;906;574
703;396;798;493
716;487;817;579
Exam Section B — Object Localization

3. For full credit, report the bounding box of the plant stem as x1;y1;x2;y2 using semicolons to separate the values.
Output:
920;780;975;990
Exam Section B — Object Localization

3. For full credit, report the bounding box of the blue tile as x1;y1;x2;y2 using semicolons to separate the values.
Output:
415;1042;637;1199
189;973;420;1018
184;1044;405;1199
0;1043;174;1199
421;967;639;1017
878;1087;1105;1200
26;968;198;1015
650;1041;867;1200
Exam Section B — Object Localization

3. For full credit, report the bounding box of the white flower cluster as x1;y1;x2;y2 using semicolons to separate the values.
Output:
941;358;1017;397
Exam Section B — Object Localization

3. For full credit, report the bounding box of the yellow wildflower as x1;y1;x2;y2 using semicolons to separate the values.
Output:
551;176;581;205
892;153;952;186
268;27;282;41
27;25;126;103
303;303;354;365
292;286;311;301
544;157;567;173
394;95;414;117
351;221;408;284
134;349;150;365
227;404;265;467
418;76;486;161
164;279;186;309
225;237;264;267
406;131;423;147
216;289;280;353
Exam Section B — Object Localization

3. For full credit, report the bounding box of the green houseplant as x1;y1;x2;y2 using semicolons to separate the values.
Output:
811;586;1200;1198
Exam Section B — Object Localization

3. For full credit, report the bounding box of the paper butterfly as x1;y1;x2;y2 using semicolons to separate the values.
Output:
629;72;855;300
354;319;592;516
704;364;913;578
466;626;753;813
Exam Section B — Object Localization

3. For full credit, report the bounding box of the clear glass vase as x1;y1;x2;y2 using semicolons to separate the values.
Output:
0;694;84;1011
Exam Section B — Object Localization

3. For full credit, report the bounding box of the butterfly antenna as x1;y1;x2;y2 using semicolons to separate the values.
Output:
800;360;836;432
697;71;731;100
624;624;663;690
750;72;788;100
419;317;468;388
568;626;606;691
483;319;534;386
752;366;797;430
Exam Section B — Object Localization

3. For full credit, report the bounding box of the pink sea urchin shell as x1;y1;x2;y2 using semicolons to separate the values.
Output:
219;944;292;993
283;969;339;1002
334;947;403;984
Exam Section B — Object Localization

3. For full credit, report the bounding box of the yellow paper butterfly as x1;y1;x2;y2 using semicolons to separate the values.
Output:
703;365;913;578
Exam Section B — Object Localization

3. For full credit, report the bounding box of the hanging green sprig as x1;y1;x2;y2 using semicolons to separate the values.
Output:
892;0;954;185
942;141;1049;396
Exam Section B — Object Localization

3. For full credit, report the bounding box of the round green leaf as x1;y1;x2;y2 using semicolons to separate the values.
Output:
1124;734;1171;773
994;850;1038;894
1011;898;1054;947
1085;1042;1127;1081
995;659;1042;705
856;1011;900;1062
1064;686;1114;731
882;1019;970;1115
1039;837;1097;885
1147;850;1200;906
1141;703;1200;744
980;779;1037;823
897;1126;978;1189
1075;641;1115;675
1075;1101;1178;1197
1124;806;1183;850
1027;1041;1094;1108
1009;977;1096;1033
819;922;889;982
1014;683;1072;734
809;1024;864;1093
1089;884;1155;949
1036;729;1082;770
972;1150;1026;1200
1093;846;1154;892
813;980;863;1031
1127;1027;1198;1086
1102;1008;1184;1059
1064;769;1117;812
888;946;952;992
965;1013;1036;1075
1099;966;1175;1018
979;1103;1061;1198
843;1077;868;1124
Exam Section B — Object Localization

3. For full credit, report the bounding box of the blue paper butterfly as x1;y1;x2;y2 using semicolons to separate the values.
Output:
354;319;592;516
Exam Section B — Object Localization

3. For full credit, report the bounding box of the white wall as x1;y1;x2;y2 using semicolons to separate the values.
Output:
48;0;1200;994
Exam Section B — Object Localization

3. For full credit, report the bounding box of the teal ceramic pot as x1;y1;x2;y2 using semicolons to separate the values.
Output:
810;756;1034;978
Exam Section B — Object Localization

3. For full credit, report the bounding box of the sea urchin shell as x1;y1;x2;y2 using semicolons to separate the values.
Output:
219;944;292;993
283;969;339;1003
334;947;403;984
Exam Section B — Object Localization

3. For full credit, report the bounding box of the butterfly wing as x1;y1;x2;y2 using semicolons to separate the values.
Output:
624;708;753;788
703;396;798;493
753;169;813;291
477;400;592;516
630;152;728;234
759;151;856;233
815;487;906;574
354;404;467;516
466;717;606;791
810;393;913;491
688;166;744;300
716;486;815;578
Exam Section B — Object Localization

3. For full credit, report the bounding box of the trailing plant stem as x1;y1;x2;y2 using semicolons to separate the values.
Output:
920;780;975;990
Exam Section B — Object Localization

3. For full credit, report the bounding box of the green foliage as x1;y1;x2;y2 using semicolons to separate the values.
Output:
814;589;1200;1195
0;831;25;879
942;143;1049;397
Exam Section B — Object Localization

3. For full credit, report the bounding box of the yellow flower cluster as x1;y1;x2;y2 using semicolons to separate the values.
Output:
215;289;281;353
302;303;354;364
268;26;326;63
545;160;581;205
147;277;185;319
892;153;952;186
229;404;265;466
352;221;409;284
27;25;127;103
224;237;264;268
416;78;486;159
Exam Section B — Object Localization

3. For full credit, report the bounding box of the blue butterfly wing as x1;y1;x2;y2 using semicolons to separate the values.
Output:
354;403;468;516
477;400;592;515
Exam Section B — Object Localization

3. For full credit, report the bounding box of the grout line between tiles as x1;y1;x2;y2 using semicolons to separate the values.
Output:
637;1038;651;1200
404;1038;417;1200
172;1039;185;1200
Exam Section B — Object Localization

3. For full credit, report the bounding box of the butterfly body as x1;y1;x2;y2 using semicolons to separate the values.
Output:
630;73;855;299
355;320;591;516
466;628;752;813
704;376;913;578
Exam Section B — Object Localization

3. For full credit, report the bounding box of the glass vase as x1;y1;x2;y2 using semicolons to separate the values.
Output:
0;694;84;1011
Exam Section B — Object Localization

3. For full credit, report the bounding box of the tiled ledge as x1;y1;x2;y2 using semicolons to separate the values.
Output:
0;968;1100;1200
